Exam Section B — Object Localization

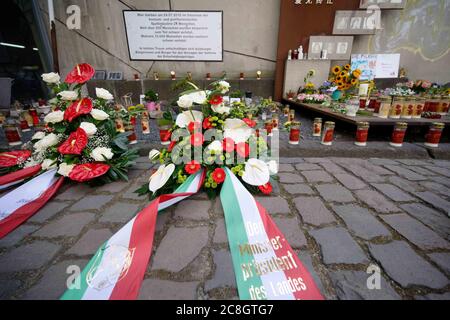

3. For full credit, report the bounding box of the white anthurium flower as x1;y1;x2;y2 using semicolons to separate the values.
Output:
58;163;75;177
96;88;114;100
242;158;270;186
58;90;78;101
149;149;161;161
224;119;252;144
149;164;175;193
31;131;46;140
44;110;64;124
211;103;231;115
34;133;59;152
267;160;279;175
80;122;97;137
91;109;110;121
207;141;223;153
177;94;194;109
90;147;114;162
175;110;204;128
218;81;230;94
41;72;60;84
188;91;207;105
42;159;57;171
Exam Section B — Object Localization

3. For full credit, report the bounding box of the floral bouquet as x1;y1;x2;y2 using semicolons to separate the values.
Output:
298;69;317;94
136;80;279;199
296;93;328;104
329;64;361;91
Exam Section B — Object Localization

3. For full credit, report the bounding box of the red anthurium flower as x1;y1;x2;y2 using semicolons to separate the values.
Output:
58;128;88;155
222;138;235;153
188;121;202;134
243;118;256;128
68;163;110;182
212;168;226;184
258;182;273;195
209;95;223;105
185;160;201;175
168;140;177;152
0;150;32;167
65;63;95;84
190;133;204;147
64;98;93;122
236;142;250;158
203;118;213;130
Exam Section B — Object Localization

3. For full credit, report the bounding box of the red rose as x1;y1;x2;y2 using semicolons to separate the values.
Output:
236;142;250;158
0;151;32;168
64;98;93;122
243;118;256;128
58;128;88;155
185;160;201;175
168;141;177;152
258;182;273;195
68;163;110;182
190;133;204;147
209;95;223;105
211;168;226;184
203;118;213;130
65;63;95;84
222;138;235;153
188;121;201;134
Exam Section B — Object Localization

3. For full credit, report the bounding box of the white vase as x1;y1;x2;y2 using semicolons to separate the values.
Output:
345;104;359;117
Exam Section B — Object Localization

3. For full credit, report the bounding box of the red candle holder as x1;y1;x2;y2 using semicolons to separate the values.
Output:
390;122;408;147
289;122;301;145
264;121;273;136
206;73;211;80
321;122;335;146
159;125;172;145
4;125;22;146
240;73;244;80
424;122;445;148
355;122;369;147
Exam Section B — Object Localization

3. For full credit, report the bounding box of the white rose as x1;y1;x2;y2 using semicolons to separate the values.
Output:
58;90;78;101
42;159;57;171
177;94;194;109
41;72;60;84
44;110;64;124
80;122;97;137
96;88;114;100
32;131;46;140
58;163;75;177
36;133;59;150
91;147;114;162
91;109;110;121
218;81;230;94
188;91;207;105
149;149;161;161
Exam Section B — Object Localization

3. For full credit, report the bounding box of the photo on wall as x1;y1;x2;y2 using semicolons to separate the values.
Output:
360;0;407;9
308;36;354;60
333;10;378;35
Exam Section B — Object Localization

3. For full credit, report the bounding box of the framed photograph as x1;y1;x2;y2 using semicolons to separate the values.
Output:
333;11;377;35
93;70;107;80
360;0;407;9
107;71;124;81
308;36;354;60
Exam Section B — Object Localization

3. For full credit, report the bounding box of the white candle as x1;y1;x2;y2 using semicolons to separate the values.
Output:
48;0;55;24
359;83;369;96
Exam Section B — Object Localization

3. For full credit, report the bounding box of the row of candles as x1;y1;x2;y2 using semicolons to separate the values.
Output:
134;71;264;81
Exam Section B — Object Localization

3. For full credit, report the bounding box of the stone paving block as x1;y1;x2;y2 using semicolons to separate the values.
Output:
278;173;304;184
381;214;449;250
55;184;92;201
310;227;368;265
354;190;399;213
0;279;22;299
369;159;399;166
280;158;304;164
295;163;322;171
368;241;448;289
174;200;210;220
321;162;346;174
29;202;71;223
213;198;224;216
432;160;450;168
95;181;129;193
400;203;450;241
0;241;61;273
330;271;401;300
138;279;199;300
23;259;88;300
133;161;153;170
0;225;40;248
316;184;355;203
346;165;385;183
426;166;450;178
371;183;416;202
332;204;391;240
419;181;450;198
294;197;336;226
279;164;295;172
121;182;146;201
69;195;114;212
272;217;307;248
396;159;430;166
407;166;438;177
156;213;170;232
255;196;291;215
66;229;113;256
296;251;328;299
388;176;422;193
213;219;228;244
99;202;141;224
34;213;94;238
383;165;426;181
427;252;450;275
333;173;367;190
415;292;450;300
304;158;332;164
152;226;209;272
283;184;315;195
430;176;450;188
413;192;450;214
205;249;236;291
302;170;334;183
362;163;395;176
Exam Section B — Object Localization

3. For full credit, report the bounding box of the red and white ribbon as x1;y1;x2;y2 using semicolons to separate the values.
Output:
0;165;42;191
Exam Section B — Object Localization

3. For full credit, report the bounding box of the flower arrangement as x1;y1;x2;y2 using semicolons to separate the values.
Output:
0;63;138;185
329;64;361;91
137;80;278;199
296;93;327;104
298;69;317;94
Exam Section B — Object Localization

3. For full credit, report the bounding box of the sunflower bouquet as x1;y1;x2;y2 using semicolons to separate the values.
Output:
329;64;361;92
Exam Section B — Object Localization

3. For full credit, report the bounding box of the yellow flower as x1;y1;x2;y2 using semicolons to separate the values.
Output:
351;78;358;85
344;64;351;71
340;71;347;77
336;76;343;82
332;66;341;75
352;69;362;78
305;82;315;88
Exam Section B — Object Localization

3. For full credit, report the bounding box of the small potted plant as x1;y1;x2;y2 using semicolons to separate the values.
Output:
144;89;161;118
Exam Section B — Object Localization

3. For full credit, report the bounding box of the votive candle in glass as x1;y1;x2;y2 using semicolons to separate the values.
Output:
4;125;22;146
264;121;273;137
424;122;445;148
401;97;415;119
378;96;392;119
321;121;335;146
413;97;425;119
355;122;370;147
389;96;404;119
289;121;301;145
313;118;322;137
390;122;408;148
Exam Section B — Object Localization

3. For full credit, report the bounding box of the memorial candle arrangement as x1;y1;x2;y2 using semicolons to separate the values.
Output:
141;112;151;135
389;96;404;119
313;118;322;137
289;121;301;145
425;122;445;148
355;122;370;147
390;122;408;147
170;71;176;80
4;124;22;146
321;121;335;146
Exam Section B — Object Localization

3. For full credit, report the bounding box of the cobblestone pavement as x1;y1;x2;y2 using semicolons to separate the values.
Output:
1;157;450;300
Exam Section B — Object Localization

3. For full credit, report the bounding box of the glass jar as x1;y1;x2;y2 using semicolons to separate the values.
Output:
390;122;408;147
141;112;150;135
378;96;392;119
126;124;138;145
29;108;40;126
359;95;368;110
19;115;30;132
289;121;301;145
438;95;449;115
115;117;125;133
321;122;335;146
428;95;440;113
423;95;431;112
22;110;34;127
424;122;445;148
264;121;273;137
442;95;450;114
4;125;22;146
413;97;425;119
272;113;279;129
390;96;404;119
283;106;290;117
159;124;172;145
355;122;370;147
313;118;322;137
401;97;416;119
289;110;296;122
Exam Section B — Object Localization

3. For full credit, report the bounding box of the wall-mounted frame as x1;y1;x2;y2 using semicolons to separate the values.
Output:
308;36;354;60
360;0;407;9
107;71;124;81
333;10;378;35
93;70;107;80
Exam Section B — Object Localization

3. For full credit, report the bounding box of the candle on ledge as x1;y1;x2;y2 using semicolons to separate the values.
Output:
256;71;262;80
206;73;211;80
240;72;245;80
359;83;369;96
170;71;176;80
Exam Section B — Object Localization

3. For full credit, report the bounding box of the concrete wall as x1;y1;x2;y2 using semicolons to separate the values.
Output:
37;0;280;81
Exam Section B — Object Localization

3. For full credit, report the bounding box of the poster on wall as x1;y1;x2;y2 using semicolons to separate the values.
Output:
123;10;223;61
360;0;407;9
351;53;401;79
308;36;354;60
333;10;377;35
351;54;378;80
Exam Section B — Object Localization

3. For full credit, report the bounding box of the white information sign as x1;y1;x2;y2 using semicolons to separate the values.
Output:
123;11;223;61
351;53;401;80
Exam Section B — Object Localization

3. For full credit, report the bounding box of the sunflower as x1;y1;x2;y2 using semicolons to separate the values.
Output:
332;66;341;75
340;71;347;77
352;69;362;78
351;78;358;85
344;64;351;71
336;80;344;87
338;85;345;90
336;76;343;82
